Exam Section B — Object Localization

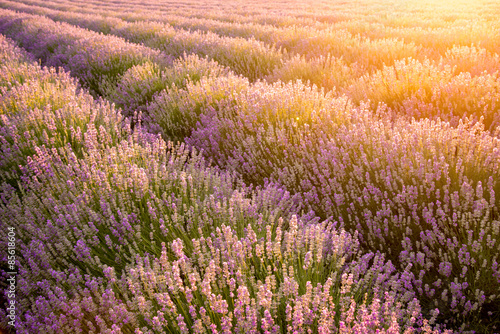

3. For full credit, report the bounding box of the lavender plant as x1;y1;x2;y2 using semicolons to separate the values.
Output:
110;54;229;118
345;57;500;133
265;54;361;92
147;73;250;141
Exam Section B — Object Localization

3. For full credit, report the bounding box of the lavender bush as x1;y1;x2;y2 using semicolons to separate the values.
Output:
147;73;250;142
110;54;229;118
0;35;126;191
344;57;500;132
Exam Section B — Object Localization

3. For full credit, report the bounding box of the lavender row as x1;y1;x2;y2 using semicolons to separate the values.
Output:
5;0;500;99
0;0;417;77
11;0;500;65
0;1;284;82
0;9;173;97
0;35;444;333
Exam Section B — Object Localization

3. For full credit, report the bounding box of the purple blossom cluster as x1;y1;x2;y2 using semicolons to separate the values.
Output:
0;0;499;333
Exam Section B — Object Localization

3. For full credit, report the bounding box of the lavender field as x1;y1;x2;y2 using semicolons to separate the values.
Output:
0;0;499;333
